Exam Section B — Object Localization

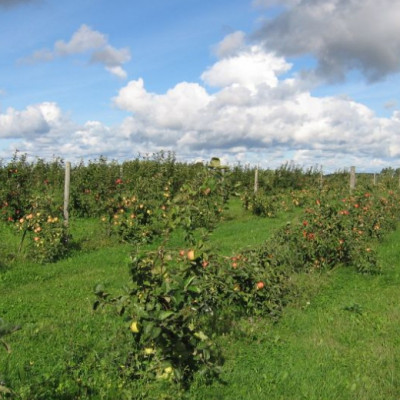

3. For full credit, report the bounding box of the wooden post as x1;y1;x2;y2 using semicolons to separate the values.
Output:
319;171;323;189
254;166;259;194
64;162;71;227
373;173;377;186
350;166;356;193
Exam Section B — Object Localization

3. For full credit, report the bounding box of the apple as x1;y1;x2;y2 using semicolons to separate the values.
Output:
256;281;265;290
158;366;174;380
187;250;195;261
130;321;140;333
144;347;155;355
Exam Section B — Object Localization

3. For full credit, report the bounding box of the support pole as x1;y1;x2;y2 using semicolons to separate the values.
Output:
64;162;71;227
350;166;356;193
254;166;259;194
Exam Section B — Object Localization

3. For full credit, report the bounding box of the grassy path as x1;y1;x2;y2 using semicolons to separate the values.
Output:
190;227;400;399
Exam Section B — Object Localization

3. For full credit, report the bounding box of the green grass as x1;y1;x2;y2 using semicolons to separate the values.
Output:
210;197;297;255
0;244;132;397
1;199;400;399
0;218;135;397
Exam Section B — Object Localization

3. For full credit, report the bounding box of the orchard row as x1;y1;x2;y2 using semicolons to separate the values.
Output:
2;153;400;389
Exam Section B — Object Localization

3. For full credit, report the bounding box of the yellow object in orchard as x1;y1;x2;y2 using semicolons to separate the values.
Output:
157;366;174;380
130;321;140;333
164;366;173;374
187;250;195;261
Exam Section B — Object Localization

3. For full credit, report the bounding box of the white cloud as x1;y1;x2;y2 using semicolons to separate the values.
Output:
0;103;61;138
90;45;131;67
19;48;54;64
21;24;130;79
91;45;131;78
54;24;107;55
106;66;128;79
202;45;291;90
0;102;83;161
113;79;211;131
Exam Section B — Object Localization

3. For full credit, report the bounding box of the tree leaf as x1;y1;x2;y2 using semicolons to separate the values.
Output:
159;311;174;321
150;327;162;340
187;285;201;294
184;276;196;291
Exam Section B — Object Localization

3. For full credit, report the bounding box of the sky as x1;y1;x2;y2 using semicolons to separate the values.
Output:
1;0;400;172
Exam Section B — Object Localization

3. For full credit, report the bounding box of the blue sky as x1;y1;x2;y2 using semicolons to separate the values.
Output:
1;0;400;171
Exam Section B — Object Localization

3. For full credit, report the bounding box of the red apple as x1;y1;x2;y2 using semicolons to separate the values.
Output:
256;281;264;290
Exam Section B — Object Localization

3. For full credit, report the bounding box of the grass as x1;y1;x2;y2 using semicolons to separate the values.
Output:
0;220;134;398
210;197;296;255
1;199;400;399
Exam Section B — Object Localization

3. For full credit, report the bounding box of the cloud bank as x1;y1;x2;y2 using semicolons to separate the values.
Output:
3;24;400;171
254;0;400;82
21;24;131;79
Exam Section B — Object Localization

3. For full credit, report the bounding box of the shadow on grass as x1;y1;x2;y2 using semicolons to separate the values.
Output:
0;260;7;272
0;252;15;272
